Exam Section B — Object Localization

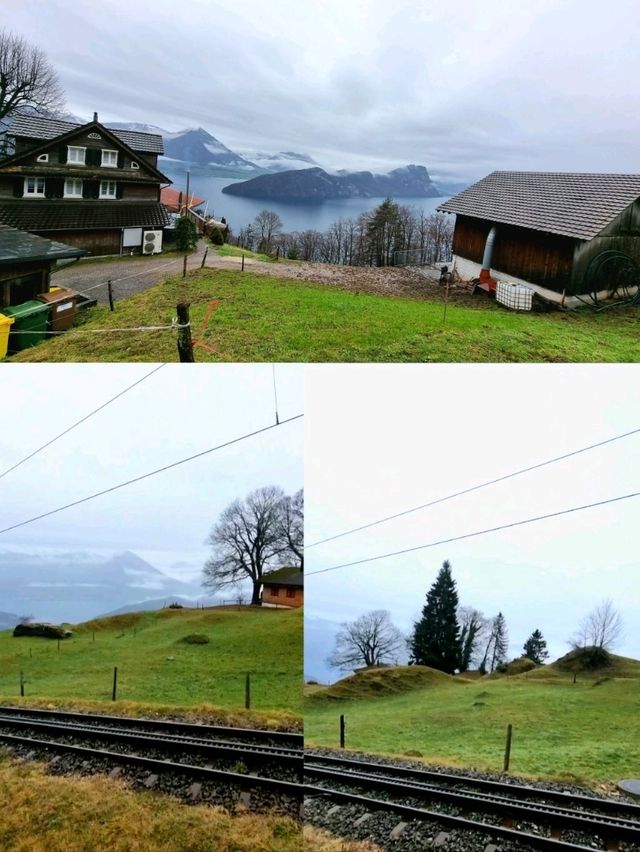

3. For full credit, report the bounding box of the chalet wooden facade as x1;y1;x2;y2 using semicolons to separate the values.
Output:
439;172;640;304
261;567;304;608
0;114;171;256
0;224;86;308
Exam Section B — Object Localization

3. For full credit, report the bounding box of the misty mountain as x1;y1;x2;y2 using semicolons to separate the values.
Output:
304;615;342;684
239;150;320;172
0;550;204;625
222;164;441;201
0;611;19;630
98;595;217;617
162;127;257;170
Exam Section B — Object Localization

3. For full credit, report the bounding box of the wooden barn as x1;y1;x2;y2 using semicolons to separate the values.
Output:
0;114;171;257
261;567;304;608
438;171;640;305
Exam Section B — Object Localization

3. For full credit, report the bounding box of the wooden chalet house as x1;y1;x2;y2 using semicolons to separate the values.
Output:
0;114;171;256
438;171;640;306
261;567;304;608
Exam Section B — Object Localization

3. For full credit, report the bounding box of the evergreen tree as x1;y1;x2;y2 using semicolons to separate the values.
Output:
489;612;509;672
175;216;198;252
410;560;460;673
522;629;549;665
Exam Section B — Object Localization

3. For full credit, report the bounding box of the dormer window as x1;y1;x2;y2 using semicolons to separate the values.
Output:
99;180;117;199
130;161;140;170
24;177;45;197
101;149;118;167
67;146;86;165
36;153;49;163
64;178;83;198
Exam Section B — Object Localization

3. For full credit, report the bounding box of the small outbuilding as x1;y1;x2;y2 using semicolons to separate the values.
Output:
261;566;304;608
438;171;640;305
0;224;86;308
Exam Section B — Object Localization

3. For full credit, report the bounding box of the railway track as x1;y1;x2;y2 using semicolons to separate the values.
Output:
305;752;640;851
0;705;303;816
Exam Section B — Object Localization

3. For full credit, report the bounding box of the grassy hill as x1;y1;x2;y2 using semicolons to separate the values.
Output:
307;665;464;701
0;607;302;723
9;267;640;363
304;660;640;785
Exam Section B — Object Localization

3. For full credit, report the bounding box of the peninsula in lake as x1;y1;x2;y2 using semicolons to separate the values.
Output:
222;164;441;201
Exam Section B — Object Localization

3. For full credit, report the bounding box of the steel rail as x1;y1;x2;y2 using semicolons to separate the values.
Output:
0;705;301;747
305;784;611;852
0;715;302;770
306;753;640;820
306;764;640;846
0;731;303;797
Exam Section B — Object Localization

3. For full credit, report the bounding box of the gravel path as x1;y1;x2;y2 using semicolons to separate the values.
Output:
50;242;482;307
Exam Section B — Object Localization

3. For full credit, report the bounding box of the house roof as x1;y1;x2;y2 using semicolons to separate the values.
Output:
262;566;304;588
0;201;171;232
438;171;640;241
160;186;206;212
8;115;165;154
0;224;87;265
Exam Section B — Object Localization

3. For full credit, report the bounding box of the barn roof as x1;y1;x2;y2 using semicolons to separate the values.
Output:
8;115;165;154
262;566;304;587
0;200;171;231
438;171;640;241
0;224;86;265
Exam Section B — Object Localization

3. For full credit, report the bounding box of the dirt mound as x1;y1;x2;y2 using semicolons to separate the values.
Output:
308;665;456;701
76;612;145;633
488;657;538;678
551;647;640;677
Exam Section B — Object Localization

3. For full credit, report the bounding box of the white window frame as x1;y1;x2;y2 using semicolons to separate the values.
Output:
101;149;118;168
24;176;46;197
130;160;140;170
67;146;86;165
36;153;49;163
64;178;83;198
99;180;117;199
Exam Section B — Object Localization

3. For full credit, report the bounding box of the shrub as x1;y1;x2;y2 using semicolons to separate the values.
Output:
168;602;184;609
182;634;209;645
13;623;72;639
209;227;224;246
174;216;198;252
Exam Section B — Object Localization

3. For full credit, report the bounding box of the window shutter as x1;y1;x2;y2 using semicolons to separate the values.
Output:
60;146;68;164
116;183;123;199
86;148;99;167
13;180;24;198
117;151;124;169
46;178;64;199
83;179;100;199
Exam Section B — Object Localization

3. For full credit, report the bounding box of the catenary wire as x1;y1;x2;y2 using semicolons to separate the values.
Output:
0;413;303;536
0;365;166;482
305;426;640;548
306;490;640;576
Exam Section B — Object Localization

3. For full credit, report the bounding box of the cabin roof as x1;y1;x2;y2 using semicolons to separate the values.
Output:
262;566;304;587
8;115;165;154
438;171;640;240
0;223;87;265
0;200;171;231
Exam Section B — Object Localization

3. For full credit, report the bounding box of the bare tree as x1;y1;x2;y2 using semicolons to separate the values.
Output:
0;30;65;121
202;485;293;606
252;209;283;253
571;599;623;651
458;607;489;672
275;488;303;568
328;610;405;672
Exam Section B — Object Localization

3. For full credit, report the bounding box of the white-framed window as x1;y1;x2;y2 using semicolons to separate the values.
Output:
24;176;45;197
101;149;118;167
67;146;86;164
64;178;83;198
99;180;117;199
130;161;140;169
36;153;49;163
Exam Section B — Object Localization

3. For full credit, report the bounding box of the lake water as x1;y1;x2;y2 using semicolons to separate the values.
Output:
161;165;449;234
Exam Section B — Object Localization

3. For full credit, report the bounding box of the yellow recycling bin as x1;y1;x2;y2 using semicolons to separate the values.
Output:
0;313;14;358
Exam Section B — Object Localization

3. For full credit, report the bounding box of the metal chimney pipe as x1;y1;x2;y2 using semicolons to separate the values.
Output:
482;226;497;269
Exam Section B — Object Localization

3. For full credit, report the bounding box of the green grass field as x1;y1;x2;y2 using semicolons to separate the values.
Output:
9;268;640;362
305;664;640;786
0;607;302;721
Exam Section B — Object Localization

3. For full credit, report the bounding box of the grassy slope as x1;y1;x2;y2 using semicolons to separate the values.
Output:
0;607;302;718
305;664;640;785
10;268;640;363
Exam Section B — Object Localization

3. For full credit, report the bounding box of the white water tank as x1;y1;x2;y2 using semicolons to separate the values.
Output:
496;281;533;311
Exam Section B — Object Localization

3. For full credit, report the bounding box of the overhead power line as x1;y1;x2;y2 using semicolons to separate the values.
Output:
305;426;640;548
0;413;303;536
0;364;166;482
306;490;640;576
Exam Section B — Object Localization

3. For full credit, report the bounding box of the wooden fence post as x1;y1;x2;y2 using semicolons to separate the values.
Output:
19;670;24;697
112;666;118;702
245;673;251;709
107;279;114;312
183;254;188;278
176;302;194;363
57;638;60;653
339;714;346;748
241;254;245;272
503;723;513;772
200;248;208;269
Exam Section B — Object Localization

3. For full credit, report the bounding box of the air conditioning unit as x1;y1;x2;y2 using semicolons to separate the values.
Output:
142;230;163;255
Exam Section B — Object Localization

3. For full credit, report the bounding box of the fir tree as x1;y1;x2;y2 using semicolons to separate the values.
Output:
410;560;460;673
522;628;549;665
175;216;198;252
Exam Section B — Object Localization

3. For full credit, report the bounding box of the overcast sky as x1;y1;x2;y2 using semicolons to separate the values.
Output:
0;363;303;579
305;364;640;669
4;1;640;182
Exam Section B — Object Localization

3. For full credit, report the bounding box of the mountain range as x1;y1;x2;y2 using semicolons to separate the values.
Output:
222;164;441;201
0;550;206;624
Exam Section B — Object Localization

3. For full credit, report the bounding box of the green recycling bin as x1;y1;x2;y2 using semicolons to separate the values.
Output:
2;300;50;353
